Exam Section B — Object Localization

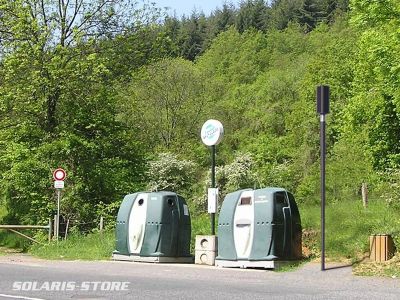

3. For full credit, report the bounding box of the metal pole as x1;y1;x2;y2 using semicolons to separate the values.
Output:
320;114;326;271
211;145;216;235
56;189;60;242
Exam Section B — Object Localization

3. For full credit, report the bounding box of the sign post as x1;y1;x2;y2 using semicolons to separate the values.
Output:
53;168;66;241
317;85;329;271
201;119;224;235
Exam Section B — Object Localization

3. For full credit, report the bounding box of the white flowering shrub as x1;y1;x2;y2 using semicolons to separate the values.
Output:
216;152;257;198
146;153;197;193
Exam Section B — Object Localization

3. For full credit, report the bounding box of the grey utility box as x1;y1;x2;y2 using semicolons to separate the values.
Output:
215;188;302;269
112;191;193;263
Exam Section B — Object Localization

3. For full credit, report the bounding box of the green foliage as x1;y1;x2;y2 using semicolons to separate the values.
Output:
0;230;32;251
117;58;208;153
326;134;376;200
377;169;400;212
95;201;124;230
0;0;147;227
344;0;400;170
236;0;270;33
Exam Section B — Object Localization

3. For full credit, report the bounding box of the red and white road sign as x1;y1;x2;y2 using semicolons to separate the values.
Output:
53;168;66;181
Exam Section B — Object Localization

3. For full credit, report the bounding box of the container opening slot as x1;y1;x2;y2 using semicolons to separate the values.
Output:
167;198;175;207
240;197;252;205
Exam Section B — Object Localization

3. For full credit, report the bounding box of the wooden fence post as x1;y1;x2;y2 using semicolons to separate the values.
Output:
64;219;70;240
99;216;104;234
53;215;57;240
362;182;368;208
48;218;52;242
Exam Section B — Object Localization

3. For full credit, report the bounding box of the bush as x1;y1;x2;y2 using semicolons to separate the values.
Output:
146;152;197;196
216;152;257;198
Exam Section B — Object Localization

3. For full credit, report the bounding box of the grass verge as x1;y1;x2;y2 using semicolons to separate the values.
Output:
300;198;400;260
30;231;115;260
17;198;400;277
30;214;210;260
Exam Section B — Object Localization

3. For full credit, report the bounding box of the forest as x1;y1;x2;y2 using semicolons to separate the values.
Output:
0;0;399;233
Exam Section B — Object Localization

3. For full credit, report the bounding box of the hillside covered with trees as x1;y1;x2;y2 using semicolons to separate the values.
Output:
0;0;399;232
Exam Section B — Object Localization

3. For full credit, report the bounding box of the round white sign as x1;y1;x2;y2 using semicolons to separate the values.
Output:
53;168;66;181
201;119;224;146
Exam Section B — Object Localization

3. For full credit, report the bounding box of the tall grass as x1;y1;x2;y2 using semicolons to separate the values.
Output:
299;197;400;261
30;231;115;260
190;213;211;253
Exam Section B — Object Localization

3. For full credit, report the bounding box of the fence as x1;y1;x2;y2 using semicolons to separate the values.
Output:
0;219;52;244
54;216;105;240
0;216;106;244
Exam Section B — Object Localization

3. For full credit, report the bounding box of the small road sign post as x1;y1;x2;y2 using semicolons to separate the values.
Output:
201;119;224;235
317;85;330;271
53;168;66;241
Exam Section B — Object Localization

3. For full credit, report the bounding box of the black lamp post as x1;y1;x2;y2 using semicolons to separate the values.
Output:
317;85;330;271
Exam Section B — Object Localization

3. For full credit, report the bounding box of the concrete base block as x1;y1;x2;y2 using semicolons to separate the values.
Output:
112;253;194;263
215;259;290;269
195;235;218;251
195;250;216;265
112;253;133;261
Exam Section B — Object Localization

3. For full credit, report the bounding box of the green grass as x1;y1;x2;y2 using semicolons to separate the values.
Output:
30;231;115;260
275;260;310;272
299;197;400;263
18;199;400;277
191;213;212;253
30;214;211;260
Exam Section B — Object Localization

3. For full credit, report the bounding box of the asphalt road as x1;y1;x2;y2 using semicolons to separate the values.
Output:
0;255;399;300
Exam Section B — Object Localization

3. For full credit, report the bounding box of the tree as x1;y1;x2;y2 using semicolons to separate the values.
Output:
0;0;161;132
212;3;237;32
117;58;208;153
235;0;270;33
268;0;303;30
296;0;325;31
0;0;152;225
177;11;209;60
343;0;400;170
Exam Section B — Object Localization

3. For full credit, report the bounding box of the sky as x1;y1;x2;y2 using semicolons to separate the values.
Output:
152;0;241;17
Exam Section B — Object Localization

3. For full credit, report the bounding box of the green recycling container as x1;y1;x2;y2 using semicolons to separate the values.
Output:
112;191;192;262
216;187;302;268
